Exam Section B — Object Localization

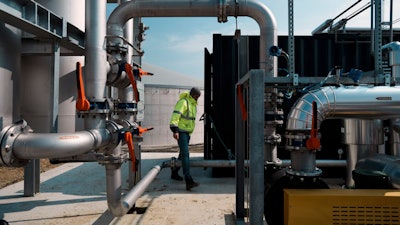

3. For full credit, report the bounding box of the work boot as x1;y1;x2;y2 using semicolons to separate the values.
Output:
186;179;199;190
171;169;183;181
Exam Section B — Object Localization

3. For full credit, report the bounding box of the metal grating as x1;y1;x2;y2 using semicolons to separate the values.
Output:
332;205;400;225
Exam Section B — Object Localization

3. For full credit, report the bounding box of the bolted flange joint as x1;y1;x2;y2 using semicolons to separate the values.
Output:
0;120;31;167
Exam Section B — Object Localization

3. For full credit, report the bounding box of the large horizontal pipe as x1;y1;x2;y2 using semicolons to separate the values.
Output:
13;129;112;159
287;85;400;131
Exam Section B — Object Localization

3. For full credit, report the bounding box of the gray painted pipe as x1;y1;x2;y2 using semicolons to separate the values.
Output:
107;0;277;74
12;129;111;159
287;85;400;131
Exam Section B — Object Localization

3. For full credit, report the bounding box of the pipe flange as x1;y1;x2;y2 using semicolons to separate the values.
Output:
114;102;138;115
77;99;112;117
265;134;282;144
0;120;31;167
285;133;308;151
106;120;122;148
286;167;322;177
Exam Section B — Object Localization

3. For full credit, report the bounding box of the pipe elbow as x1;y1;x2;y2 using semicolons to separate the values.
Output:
286;86;334;131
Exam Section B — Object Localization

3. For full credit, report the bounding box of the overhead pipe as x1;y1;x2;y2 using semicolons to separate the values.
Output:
106;0;277;74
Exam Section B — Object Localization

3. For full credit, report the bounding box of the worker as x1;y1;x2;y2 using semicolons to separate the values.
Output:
169;87;201;190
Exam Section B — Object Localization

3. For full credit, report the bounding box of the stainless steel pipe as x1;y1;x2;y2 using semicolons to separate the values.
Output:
106;0;277;74
105;153;163;217
13;129;111;159
85;0;108;101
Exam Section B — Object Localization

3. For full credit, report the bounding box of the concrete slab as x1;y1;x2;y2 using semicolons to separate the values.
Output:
0;153;240;225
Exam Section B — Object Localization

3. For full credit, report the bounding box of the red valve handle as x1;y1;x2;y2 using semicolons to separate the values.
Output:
237;84;247;121
125;63;140;102
124;131;136;172
306;101;321;150
75;62;90;111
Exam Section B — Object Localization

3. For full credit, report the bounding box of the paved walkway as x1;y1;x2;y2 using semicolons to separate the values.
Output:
0;153;240;225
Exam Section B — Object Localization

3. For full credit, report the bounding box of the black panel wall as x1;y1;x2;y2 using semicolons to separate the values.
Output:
204;31;400;175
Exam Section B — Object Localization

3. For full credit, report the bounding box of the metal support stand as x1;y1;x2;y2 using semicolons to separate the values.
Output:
23;41;60;197
288;0;295;75
374;0;383;74
235;70;265;224
23;159;40;197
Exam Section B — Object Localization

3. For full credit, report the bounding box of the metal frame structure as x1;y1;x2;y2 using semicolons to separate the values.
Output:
1;0;400;224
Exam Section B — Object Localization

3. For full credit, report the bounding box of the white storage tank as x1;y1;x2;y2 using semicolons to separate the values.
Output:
141;62;204;148
21;0;85;133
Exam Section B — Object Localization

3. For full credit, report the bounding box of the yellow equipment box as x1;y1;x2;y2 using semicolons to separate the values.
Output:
284;189;400;225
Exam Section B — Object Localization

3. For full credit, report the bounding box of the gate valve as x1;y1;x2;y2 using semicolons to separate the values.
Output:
124;131;137;172
124;63;140;102
306;101;321;150
75;62;91;111
133;67;154;79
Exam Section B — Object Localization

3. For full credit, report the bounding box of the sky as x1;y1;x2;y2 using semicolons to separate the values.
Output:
107;0;399;80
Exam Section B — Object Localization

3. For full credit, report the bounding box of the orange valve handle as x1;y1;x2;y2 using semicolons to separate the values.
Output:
138;126;154;136
135;68;154;79
75;62;90;111
125;63;140;102
306;101;321;150
237;84;247;121
125;131;136;172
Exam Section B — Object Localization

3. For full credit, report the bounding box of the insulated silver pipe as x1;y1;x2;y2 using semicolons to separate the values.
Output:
287;85;400;131
13;129;111;159
107;0;277;73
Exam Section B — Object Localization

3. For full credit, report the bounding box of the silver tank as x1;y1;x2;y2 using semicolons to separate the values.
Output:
21;0;85;133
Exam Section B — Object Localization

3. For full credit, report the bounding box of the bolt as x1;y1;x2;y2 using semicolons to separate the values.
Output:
5;145;10;152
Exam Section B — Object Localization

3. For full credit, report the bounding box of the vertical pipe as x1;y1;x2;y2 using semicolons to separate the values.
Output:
389;0;393;42
105;145;124;216
85;0;108;129
249;70;264;225
50;41;60;133
85;0;107;103
120;0;138;188
343;119;383;187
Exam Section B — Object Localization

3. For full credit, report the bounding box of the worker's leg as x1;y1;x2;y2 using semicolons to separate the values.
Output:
178;132;191;181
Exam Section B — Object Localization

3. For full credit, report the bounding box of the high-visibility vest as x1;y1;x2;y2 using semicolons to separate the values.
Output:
170;92;198;134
